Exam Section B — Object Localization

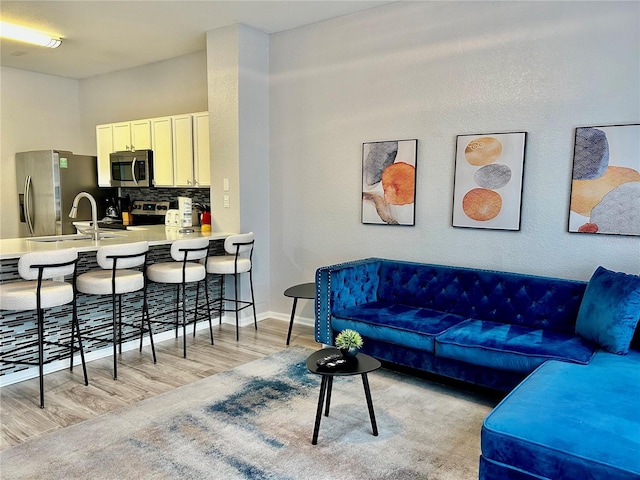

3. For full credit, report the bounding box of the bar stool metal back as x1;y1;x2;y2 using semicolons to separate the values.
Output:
147;237;213;357
205;232;257;341
76;241;155;380
0;248;87;408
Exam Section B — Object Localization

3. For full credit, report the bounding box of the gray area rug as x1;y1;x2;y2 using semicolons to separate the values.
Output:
1;347;495;479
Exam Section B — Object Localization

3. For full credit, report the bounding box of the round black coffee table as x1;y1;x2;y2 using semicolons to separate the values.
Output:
284;282;315;345
306;347;381;445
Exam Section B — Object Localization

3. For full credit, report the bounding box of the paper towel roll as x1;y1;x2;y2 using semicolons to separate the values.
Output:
178;197;192;227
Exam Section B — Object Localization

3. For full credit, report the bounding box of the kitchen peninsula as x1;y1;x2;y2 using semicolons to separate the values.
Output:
0;226;235;384
0;225;233;260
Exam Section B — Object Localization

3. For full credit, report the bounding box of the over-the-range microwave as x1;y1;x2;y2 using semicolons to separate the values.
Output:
109;150;154;187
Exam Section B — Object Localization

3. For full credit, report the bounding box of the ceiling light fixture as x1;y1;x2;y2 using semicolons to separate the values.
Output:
0;21;62;48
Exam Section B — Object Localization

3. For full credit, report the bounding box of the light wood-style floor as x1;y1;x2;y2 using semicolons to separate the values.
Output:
0;318;318;450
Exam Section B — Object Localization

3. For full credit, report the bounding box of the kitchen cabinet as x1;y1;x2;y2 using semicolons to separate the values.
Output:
96;111;210;188
172;114;194;187
131;120;152;150
112;122;131;151
150;117;174;187
172;112;210;188
113;120;151;152
96;124;114;187
193;112;211;187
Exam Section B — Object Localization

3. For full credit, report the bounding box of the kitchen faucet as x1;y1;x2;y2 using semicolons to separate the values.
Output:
69;191;99;240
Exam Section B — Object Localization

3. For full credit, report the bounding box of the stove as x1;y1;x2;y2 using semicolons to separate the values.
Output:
130;200;170;225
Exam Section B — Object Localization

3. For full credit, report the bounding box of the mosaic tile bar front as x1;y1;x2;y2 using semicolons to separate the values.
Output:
0;240;225;376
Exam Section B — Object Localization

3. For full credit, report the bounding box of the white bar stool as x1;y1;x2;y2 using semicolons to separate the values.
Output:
204;232;257;341
0;248;88;408
76;241;155;380
147;237;213;357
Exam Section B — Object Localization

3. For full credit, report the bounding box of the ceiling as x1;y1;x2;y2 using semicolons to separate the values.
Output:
0;1;393;79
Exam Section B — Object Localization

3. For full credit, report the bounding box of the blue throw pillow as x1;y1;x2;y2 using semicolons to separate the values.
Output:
575;266;640;354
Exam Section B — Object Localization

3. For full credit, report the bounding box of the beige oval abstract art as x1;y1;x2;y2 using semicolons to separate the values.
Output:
465;137;503;166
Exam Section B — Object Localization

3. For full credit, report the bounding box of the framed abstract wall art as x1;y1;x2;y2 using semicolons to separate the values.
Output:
362;139;417;225
452;132;527;230
568;124;640;236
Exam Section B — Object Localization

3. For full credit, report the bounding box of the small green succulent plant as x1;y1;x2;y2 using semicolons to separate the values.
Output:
335;329;363;349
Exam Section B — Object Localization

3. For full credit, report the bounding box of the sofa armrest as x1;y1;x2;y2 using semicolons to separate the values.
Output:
315;258;382;344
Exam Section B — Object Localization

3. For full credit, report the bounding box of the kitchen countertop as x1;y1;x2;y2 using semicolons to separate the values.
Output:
0;225;234;260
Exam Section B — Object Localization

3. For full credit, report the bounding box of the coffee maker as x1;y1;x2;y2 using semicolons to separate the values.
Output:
103;196;131;223
104;197;120;222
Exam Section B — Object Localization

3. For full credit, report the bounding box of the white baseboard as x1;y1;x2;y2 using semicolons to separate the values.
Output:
267;312;315;327
0;312;316;387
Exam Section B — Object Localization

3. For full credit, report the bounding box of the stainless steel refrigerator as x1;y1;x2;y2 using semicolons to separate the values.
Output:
16;150;112;237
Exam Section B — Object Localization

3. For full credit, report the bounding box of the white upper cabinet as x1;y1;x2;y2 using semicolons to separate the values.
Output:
112;122;132;152
130;119;152;150
173;112;210;188
150;117;174;187
96;124;114;187
193;112;211;187
96;111;210;188
172;114;195;187
112;120;151;152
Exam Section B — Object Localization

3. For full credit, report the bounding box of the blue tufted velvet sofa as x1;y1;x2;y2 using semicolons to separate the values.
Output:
315;258;597;391
315;258;640;479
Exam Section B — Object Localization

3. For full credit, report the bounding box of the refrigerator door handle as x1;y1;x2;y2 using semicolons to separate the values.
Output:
131;157;138;186
24;175;35;236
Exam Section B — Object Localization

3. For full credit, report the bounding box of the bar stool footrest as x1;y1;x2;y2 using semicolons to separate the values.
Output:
1;340;84;366
149;308;211;327
212;297;254;313
82;329;152;346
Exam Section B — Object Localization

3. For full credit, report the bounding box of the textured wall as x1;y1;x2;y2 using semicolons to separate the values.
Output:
268;1;640;318
0;67;83;239
207;24;271;314
1;53;208;240
206;26;241;234
78;51;208;155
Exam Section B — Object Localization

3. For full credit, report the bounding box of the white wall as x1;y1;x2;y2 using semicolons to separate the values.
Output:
238;25;270;313
268;1;640;318
1;53;207;239
207;26;241;233
207;24;271;317
0;67;82;239
2;3;638;323
78;51;208;154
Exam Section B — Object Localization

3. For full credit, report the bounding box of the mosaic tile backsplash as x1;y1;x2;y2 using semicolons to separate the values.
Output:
120;187;210;208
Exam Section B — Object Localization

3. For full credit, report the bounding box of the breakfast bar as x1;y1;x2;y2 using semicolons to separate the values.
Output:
0;226;234;384
0;225;233;261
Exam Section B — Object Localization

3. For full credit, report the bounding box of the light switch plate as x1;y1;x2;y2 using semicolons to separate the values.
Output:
223;178;230;191
223;195;230;208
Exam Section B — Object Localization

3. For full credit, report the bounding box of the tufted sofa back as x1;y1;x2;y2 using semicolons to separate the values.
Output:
315;258;590;344
377;260;587;334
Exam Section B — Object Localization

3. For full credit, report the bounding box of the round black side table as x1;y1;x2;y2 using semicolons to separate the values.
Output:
283;282;315;345
306;347;381;445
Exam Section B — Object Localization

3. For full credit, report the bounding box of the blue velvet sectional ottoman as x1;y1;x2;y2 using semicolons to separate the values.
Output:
315;258;640;479
480;350;640;480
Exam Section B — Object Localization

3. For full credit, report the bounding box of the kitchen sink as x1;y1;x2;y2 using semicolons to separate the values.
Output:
96;233;124;239
28;233;123;242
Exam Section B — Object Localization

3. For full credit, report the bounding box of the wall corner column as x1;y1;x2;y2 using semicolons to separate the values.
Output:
206;23;270;320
